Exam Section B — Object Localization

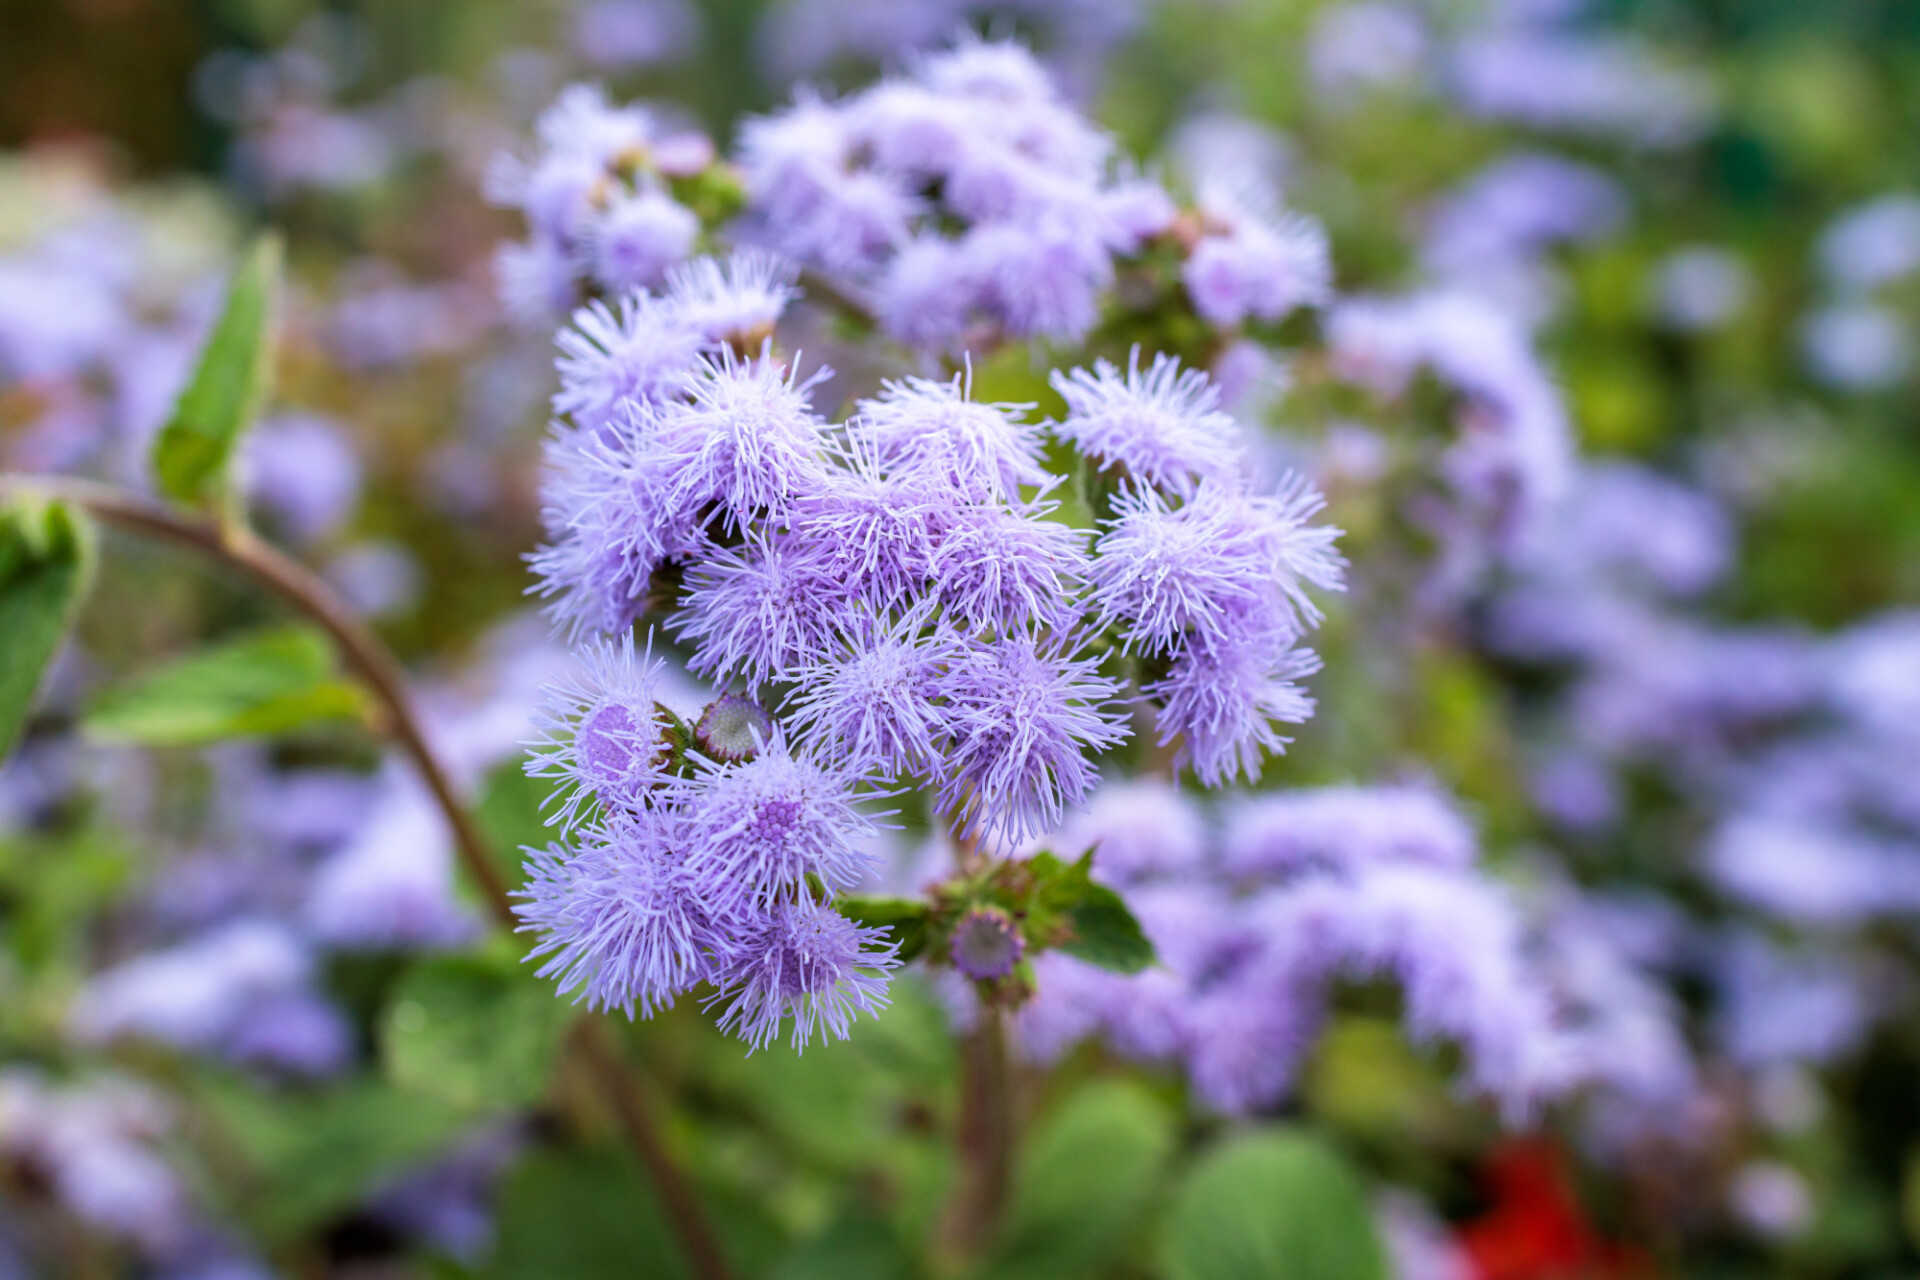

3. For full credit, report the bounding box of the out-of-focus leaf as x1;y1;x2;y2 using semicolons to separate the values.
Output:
0;498;94;759
487;1147;690;1280
773;1210;914;1280
1028;853;1156;974
151;233;282;510
1159;1128;1387;1280
979;1080;1175;1280
475;756;559;889
195;1076;468;1242
835;895;931;963
381;947;573;1112
82;625;367;746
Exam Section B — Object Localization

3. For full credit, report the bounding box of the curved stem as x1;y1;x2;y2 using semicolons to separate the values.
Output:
0;474;733;1280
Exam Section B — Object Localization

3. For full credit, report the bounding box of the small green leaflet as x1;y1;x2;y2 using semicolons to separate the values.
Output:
1031;851;1157;974
381;947;573;1112
83;624;368;746
0;499;96;760
150;232;283;512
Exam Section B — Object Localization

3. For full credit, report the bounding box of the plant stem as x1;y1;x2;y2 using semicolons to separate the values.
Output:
945;1005;1014;1262
0;474;734;1280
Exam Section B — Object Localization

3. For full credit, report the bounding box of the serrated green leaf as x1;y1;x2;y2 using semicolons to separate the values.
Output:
194;1076;469;1243
151;232;282;510
1159;1129;1387;1280
835;894;932;963
0;499;94;759
1057;880;1155;974
382;949;573;1113
979;1080;1175;1280
82;624;367;746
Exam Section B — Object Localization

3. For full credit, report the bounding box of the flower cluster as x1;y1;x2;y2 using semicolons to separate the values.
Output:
486;84;718;327
735;38;1178;352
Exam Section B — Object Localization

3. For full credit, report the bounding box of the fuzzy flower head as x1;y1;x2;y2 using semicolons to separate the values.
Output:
1150;633;1322;787
951;906;1026;980
679;739;878;909
553;293;709;433
856;373;1049;502
663;250;800;349
929;500;1091;634
1051;349;1246;496
936;633;1131;845
1185;181;1334;328
581;187;701;294
706;899;899;1051
650;346;830;528
526;633;675;833
517;813;712;1017
671;532;851;688
785;611;961;781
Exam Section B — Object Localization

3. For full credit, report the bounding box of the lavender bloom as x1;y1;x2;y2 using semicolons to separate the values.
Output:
1149;632;1322;787
1800;303;1913;391
571;0;701;72
678;739;878;906
1184;181;1332;329
581;188;701;294
552;293;707;431
1309;3;1429;97
671;532;851;688
241;413;361;544
929;500;1090;633
1047;779;1209;886
1652;246;1752;333
951;906;1024;980
650;348;830;528
525;633;674;832
306;777;483;950
1816;193;1920;294
1221;783;1475;880
662;250;800;347
935;632;1129;845
706;898;899;1051
785;612;961;780
856;374;1048;502
1050;349;1245;496
517;813;712;1017
1447;31;1715;147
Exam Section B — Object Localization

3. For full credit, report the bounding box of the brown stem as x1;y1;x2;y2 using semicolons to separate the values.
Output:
944;1006;1013;1262
0;474;734;1280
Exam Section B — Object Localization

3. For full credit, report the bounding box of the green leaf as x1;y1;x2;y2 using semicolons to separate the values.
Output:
151;232;282;510
487;1147;692;1280
1159;1129;1387;1280
195;1076;469;1242
475;756;560;889
773;1211;913;1280
835;894;932;963
980;1080;1175;1280
82;624;367;746
0;499;94;759
1057;880;1155;974
381;947;573;1112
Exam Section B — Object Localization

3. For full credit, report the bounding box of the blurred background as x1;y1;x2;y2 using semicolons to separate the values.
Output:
4;1;1920;1278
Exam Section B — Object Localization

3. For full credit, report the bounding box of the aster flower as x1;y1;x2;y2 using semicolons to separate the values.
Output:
1050;349;1245;496
1184;181;1333;328
785;611;961;780
649;347;831;529
936;632;1130;845
930;500;1090;633
677;738;878;907
552;293;708;433
855;373;1048;502
706;899;899;1051
525;633;675;833
670;531;851;688
1222;783;1477;881
786;434;948;610
517;812;713;1017
580;187;700;294
1149;633;1322;787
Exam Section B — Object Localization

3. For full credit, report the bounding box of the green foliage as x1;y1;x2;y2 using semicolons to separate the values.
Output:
475;755;561;888
835;895;932;963
1160;1129;1387;1280
979;1080;1176;1280
381;945;574;1112
151;232;283;512
194;1074;470;1243
486;1147;692;1280
1029;853;1156;975
772;1211;914;1280
82;624;368;746
0;498;94;759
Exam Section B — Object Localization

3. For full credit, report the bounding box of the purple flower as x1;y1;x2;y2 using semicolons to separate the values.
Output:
1184;183;1332;328
242;412;361;544
525;633;674;833
856;373;1048;502
929;499;1090;633
306;778;482;951
517;812;713;1017
875;237;979;351
1148;632;1321;787
785;611;961;780
582;188;700;294
1051;349;1244;496
785;436;947;610
936;633;1130;845
951;906;1024;980
670;531;851;688
663;250;799;347
1221;784;1477;881
494;238;578;328
649;348;830;528
552;293;707;432
1048;779;1208;886
678;739;878;906
706;898;899;1051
